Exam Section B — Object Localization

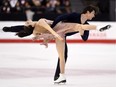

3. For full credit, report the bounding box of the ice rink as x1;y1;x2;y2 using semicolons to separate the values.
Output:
0;43;115;87
0;21;116;87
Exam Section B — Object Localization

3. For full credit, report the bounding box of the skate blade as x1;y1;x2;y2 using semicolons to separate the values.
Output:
100;25;111;32
54;80;66;84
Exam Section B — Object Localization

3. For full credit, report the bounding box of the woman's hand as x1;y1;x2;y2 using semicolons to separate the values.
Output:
32;36;38;41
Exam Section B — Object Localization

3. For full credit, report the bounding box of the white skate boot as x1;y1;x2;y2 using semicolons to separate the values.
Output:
54;73;66;84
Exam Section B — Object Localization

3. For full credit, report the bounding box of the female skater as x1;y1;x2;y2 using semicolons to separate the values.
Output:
25;18;110;47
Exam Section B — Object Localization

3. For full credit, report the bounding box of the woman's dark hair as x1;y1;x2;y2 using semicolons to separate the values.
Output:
16;25;34;37
82;5;99;15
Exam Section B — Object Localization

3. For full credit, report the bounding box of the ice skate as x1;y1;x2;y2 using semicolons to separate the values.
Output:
99;25;111;32
54;73;66;84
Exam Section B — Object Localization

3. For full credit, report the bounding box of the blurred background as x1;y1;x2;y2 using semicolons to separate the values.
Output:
0;0;115;21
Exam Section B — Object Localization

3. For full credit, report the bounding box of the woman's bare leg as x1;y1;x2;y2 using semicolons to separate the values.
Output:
81;24;111;31
55;38;65;74
81;24;97;30
74;24;97;35
37;19;63;41
75;24;97;31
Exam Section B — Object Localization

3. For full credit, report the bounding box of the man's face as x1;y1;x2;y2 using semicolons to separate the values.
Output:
86;10;95;20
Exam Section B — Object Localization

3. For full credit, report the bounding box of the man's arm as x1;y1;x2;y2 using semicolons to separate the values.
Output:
65;30;89;41
80;22;90;41
81;30;89;41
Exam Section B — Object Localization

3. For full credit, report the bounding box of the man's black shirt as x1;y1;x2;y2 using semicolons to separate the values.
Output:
51;12;89;41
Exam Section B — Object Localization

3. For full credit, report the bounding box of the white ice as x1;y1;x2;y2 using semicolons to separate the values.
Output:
0;21;116;87
0;43;116;87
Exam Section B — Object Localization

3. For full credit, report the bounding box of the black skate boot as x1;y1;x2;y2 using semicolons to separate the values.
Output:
54;76;59;81
99;25;111;32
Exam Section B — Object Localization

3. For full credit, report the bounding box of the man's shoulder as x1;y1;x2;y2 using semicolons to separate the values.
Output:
65;12;81;19
69;12;80;15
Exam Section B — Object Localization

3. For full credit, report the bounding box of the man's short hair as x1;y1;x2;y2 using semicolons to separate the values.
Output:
82;5;99;15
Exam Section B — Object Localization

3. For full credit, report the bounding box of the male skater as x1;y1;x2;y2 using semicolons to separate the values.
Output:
51;5;99;81
51;5;110;83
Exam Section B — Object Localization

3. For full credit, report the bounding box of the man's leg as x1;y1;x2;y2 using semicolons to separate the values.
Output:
54;41;68;81
2;25;25;32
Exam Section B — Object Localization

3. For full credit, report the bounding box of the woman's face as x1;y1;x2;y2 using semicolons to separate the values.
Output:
87;10;95;20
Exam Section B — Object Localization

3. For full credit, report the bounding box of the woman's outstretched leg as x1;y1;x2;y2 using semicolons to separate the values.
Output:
82;24;111;31
75;24;111;35
75;24;111;31
81;24;97;30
